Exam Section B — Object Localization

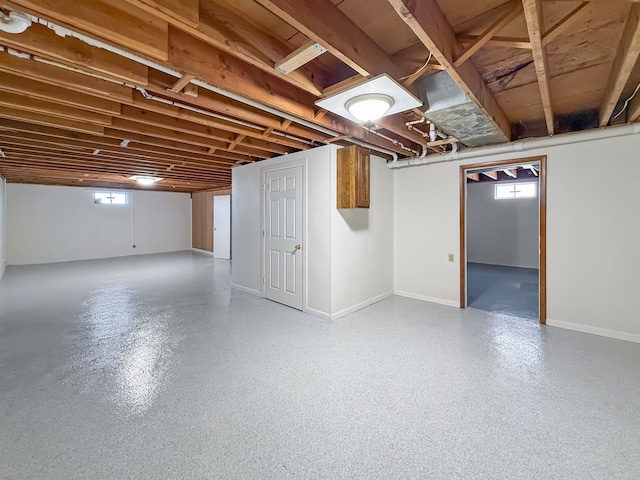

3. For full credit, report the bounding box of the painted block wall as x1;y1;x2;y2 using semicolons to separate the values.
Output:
6;184;191;265
394;132;640;338
467;180;539;269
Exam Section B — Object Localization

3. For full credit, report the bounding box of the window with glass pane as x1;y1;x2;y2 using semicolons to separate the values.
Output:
494;182;537;200
94;192;127;204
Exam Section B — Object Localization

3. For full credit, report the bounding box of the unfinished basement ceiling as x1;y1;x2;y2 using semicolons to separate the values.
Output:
0;0;638;192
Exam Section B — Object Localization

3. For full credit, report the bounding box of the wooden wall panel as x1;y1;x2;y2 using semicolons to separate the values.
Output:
191;188;232;252
192;191;212;251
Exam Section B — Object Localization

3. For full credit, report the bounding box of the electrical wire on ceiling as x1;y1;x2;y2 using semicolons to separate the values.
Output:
399;52;433;82
611;82;640;121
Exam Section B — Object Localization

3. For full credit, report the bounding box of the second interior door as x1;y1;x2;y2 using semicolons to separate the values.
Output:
264;164;303;310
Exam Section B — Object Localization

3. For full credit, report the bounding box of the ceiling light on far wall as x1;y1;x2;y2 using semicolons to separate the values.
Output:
129;175;163;186
0;11;32;34
315;74;422;124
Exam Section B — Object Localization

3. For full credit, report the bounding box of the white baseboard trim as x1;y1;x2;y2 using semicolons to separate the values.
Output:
394;290;460;308
330;291;394;321
305;307;331;321
231;284;261;297
546;319;640;344
191;248;214;256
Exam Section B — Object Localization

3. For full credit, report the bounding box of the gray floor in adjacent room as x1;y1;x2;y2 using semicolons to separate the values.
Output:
1;252;639;479
467;262;539;320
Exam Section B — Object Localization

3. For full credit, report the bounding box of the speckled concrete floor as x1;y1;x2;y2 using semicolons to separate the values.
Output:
1;252;639;479
467;262;539;319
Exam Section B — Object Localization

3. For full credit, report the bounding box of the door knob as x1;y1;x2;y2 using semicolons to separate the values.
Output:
295;244;302;250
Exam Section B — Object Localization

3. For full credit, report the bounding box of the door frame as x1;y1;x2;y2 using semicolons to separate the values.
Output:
260;160;307;310
459;155;547;324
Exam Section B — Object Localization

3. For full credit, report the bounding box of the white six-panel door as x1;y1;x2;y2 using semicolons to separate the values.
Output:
263;165;303;310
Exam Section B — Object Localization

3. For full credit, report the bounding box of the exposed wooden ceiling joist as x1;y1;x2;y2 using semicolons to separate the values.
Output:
599;4;640;126
0;132;241;168
387;0;511;141
0;21;148;85
0;52;133;103
253;0;405;79
8;0;169;61
541;2;589;47
523;0;555;136
457;35;532;49
454;0;524;67
0;118;253;166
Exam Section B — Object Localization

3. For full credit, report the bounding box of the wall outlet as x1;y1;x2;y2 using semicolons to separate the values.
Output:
448;253;454;262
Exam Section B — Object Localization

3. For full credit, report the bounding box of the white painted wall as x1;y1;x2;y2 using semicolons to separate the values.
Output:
232;146;333;315
394;132;640;338
0;176;6;281
7;184;191;265
232;145;394;319
331;155;394;316
467;180;539;268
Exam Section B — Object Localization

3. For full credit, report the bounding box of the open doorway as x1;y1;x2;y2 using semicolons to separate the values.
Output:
460;157;547;324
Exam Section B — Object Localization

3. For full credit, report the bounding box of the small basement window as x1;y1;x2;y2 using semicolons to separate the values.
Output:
94;192;127;205
495;182;537;200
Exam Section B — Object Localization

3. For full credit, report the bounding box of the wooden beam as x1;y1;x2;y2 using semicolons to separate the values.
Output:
427;136;459;148
254;0;405;79
8;1;418;156
108;117;272;158
0;107;104;135
0;53;133;103
228;134;245;152
130;91;308;150
274;41;327;74
102;128;263;161
166;28;410;155
0;131;242;167
0;94;112;126
457;35;531;49
454;1;523;67
523;0;555;135
482;171;498;180
7;0;169;61
120;105;295;154
504;168;518;178
542;2;589;46
119;0;199;28
168;74;195;93
388;0;511;142
467;173;480;181
0;119;252;164
0;148;231;180
0;22;147;85
599;4;640;126
145;72;328;143
146;0;330;95
0;73;121;116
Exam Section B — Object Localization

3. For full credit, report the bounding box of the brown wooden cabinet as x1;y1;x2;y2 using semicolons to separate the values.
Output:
337;145;370;209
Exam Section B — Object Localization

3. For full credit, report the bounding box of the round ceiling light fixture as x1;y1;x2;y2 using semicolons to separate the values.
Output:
345;94;394;122
129;175;163;186
0;11;32;34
